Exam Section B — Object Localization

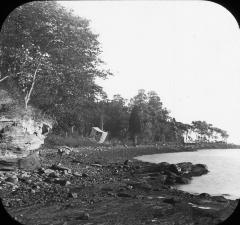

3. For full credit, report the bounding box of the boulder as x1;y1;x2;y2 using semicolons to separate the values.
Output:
190;164;208;176
5;175;18;184
0;89;52;171
176;162;193;174
168;164;181;174
18;151;41;170
175;176;191;184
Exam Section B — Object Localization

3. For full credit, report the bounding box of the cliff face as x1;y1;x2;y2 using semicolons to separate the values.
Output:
0;89;52;170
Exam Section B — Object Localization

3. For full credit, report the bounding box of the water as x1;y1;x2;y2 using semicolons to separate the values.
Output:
136;149;240;200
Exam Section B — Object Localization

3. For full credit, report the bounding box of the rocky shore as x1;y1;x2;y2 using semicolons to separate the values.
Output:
0;146;239;225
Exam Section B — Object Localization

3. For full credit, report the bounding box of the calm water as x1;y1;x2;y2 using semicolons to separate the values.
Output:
136;149;240;200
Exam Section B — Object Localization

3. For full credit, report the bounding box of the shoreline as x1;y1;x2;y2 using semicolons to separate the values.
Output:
0;143;239;225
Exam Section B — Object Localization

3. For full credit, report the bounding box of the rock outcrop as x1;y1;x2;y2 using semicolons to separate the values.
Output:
0;89;52;170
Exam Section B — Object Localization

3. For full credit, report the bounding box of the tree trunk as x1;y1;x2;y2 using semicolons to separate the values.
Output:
134;135;138;146
100;114;104;130
71;125;74;134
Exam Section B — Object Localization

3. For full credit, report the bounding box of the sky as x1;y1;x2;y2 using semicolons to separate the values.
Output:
59;1;240;144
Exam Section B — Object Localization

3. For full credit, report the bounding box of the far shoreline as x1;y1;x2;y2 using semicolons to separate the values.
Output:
84;142;240;164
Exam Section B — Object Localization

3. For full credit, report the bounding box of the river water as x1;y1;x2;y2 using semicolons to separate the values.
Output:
135;149;240;200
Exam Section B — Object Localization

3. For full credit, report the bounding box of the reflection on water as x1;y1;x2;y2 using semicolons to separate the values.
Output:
136;149;240;200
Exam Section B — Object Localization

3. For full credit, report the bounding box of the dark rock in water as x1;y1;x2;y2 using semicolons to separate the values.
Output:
212;195;228;202
168;164;181;174
198;193;211;198
175;176;191;184
190;164;208;176
140;162;170;173
176;162;193;174
164;171;178;178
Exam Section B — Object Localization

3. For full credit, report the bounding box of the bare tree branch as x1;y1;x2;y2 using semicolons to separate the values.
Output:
0;76;9;83
24;62;41;109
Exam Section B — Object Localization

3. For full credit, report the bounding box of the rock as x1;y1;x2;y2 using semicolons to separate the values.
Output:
50;164;70;172
5;175;18;184
117;192;133;198
37;167;45;174
72;172;82;177
124;160;132;165
18;151;41;171
0;90;52;165
44;169;55;174
139;162;170;173
126;180;152;191
165;177;176;185
175;176;191;184
168;164;181;174
212;195;228;202
176;162;193;174
53;178;71;186
163;197;181;204
19;171;30;178
190;164;208;176
48;172;59;178
76;212;89;220
198;193;211;198
91;163;102;167
82;173;88;178
165;171;178;178
68;192;78;198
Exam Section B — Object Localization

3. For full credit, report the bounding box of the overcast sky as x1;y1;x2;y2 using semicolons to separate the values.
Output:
59;1;240;144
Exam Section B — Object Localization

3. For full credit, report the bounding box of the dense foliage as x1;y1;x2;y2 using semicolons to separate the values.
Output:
0;1;229;144
0;1;111;135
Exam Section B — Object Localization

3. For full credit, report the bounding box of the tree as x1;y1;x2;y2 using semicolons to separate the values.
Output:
102;94;129;140
0;1;111;134
129;105;141;146
129;90;170;143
